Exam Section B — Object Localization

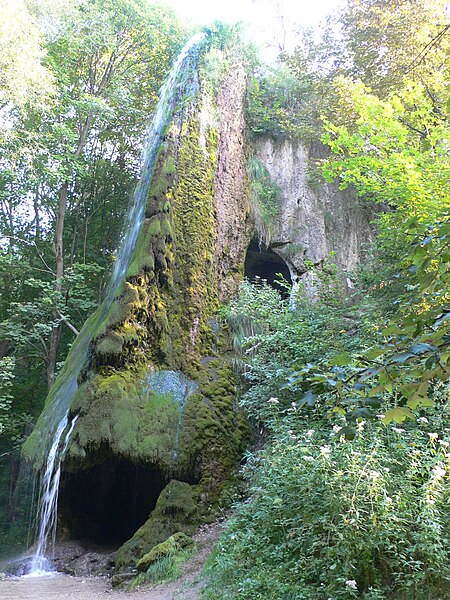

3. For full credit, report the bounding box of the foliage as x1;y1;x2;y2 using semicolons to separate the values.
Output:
0;0;54;112
330;0;450;98
128;544;193;590
204;393;450;599
221;279;364;427
0;357;15;437
322;80;450;220
247;158;280;245
288;216;450;429
312;76;450;429
0;0;185;556
245;65;318;139
208;260;450;598
0;259;101;370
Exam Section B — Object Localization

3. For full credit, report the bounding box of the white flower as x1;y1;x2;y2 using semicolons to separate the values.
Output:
432;465;446;479
345;580;358;590
333;425;342;433
428;432;439;441
392;427;405;434
385;496;393;504
267;397;279;404
320;445;331;457
357;420;366;432
306;429;315;437
439;440;449;448
417;416;429;424
303;455;314;462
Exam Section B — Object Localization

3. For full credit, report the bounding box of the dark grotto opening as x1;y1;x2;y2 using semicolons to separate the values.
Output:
59;457;167;547
244;241;292;297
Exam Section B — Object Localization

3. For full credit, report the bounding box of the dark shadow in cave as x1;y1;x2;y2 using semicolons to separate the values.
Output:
244;241;292;298
59;456;167;547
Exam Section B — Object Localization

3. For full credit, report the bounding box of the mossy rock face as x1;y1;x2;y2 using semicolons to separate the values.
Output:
28;49;251;553
68;368;199;471
136;532;193;572
65;98;248;492
115;480;199;569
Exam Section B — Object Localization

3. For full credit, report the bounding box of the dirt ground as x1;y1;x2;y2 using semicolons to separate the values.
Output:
0;521;224;600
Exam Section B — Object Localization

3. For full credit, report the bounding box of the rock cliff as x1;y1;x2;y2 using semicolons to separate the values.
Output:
254;138;374;294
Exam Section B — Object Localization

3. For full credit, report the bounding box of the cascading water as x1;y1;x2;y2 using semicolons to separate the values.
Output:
29;415;78;574
26;32;206;575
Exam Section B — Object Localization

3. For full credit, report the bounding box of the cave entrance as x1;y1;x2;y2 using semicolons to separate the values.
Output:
244;241;292;298
59;457;167;547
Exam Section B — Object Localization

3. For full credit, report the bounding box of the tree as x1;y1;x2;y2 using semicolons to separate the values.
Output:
325;0;450;98
0;0;184;388
0;0;54;112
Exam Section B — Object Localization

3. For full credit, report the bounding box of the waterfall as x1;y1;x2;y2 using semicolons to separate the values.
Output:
26;32;206;575
29;416;78;575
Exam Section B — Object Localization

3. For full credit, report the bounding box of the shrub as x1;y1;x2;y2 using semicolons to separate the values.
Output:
204;398;450;599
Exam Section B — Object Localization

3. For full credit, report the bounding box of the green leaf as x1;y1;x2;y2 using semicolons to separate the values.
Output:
297;390;316;408
331;352;353;366
339;426;356;440
407;397;435;410
382;407;415;425
390;352;415;364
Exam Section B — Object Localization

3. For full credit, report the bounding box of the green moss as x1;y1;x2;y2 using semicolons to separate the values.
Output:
69;371;141;457
163;156;176;176
29;82;251;549
127;221;157;278
115;480;199;569
137;389;179;462
97;282;142;333
95;331;124;358
175;356;249;504
30;93;249;508
136;532;193;572
67;368;185;469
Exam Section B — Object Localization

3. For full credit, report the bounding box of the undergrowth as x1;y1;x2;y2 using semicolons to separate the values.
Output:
128;545;194;589
203;277;450;599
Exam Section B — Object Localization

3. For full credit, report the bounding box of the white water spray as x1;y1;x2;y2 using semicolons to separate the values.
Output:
26;33;206;575
29;416;78;575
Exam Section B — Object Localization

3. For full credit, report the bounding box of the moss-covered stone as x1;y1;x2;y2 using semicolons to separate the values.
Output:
27;49;251;552
68;368;185;471
136;532;193;572
115;480;199;569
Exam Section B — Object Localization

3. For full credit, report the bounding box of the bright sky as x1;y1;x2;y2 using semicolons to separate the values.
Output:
159;0;344;57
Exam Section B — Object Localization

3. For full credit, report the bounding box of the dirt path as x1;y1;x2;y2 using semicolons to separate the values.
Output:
0;521;223;600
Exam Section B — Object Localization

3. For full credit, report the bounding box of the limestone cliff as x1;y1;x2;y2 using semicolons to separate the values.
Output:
24;42;251;568
254;138;374;293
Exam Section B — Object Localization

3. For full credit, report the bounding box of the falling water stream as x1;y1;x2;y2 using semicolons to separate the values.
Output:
25;32;207;575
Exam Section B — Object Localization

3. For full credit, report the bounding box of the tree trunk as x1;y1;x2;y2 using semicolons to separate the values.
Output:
46;182;67;390
46;120;91;390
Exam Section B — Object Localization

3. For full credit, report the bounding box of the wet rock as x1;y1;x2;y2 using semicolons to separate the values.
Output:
111;571;136;588
52;541;115;577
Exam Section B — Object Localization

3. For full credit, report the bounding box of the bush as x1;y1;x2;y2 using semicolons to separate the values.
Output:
222;279;364;426
204;397;450;599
